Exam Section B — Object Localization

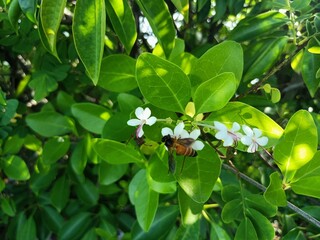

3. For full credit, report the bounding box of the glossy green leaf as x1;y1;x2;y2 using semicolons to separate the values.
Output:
2;155;30;180
75;179;99;205
246;194;277;217
71;103;110;134
264;172;287;206
40;0;66;59
291;151;320;198
8;0;20;33
129;169;159;231
59;212;92;240
99;161;128;185
17;216;36;240
136;53;191;113
282;229;306;240
30;164;58;194
146;148;176;194
302;44;320;97
50;175;70;211
28;71;58;101
70;139;87;177
174;220;200;239
98;55;137;92
56;91;76;115
193;72;237;114
178;187;203;225
18;0;37;23
176;145;221;203
3;134;24;154
131;205;179;240
235;218;258;240
0;99;18;126
93;139;143;164
228;11;288;42
43;136;70;165
26;111;74;137
73;0;105;84
274;110;317;182
206;102;284;147
41;205;64;233
243;37;288;82
136;0;175;58
170;52;197;75
247;209;275;240
221;198;243;223
117;93;143;113
105;0;137;54
210;222;232;240
1;197;16;217
190;41;243;89
102;112;132;141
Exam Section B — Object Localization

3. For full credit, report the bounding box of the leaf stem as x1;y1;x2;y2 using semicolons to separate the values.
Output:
222;163;320;229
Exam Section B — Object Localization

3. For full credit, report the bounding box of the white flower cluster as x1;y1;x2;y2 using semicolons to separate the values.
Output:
127;107;268;154
213;121;268;153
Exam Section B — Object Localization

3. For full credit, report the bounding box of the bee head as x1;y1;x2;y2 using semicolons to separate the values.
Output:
162;134;174;147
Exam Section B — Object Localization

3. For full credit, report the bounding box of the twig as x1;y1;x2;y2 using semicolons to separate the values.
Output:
222;163;320;229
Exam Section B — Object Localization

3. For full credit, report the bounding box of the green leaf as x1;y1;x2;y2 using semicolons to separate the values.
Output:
136;53;191;113
178;187;203;225
210;222;232;240
174;220;201;239
8;0;21;33
30;164;58;194
73;0;106;85
99;161;128;185
1;197;16;217
28;71;58;101
274;110;317;182
193;72;237;114
2;155;30;180
171;0;189;23
235;218;258;240
190;41;243;89
41;205;64;233
176;145;221;203
129;169;159;231
131;205;179;240
264;172;287;206
282;229;306;240
56;91;76;115
206;102;284;147
71;103;110;134
136;0;175;58
59;212;92;240
146;148;176;194
18;0;37;23
105;0;137;54
302;44;320;97
247;209;275;240
102;112;132;141
228;11;288;42
117;93;143;113
246;194;277;218
0;99;18;126
243;37;288;82
221;198;243;223
70;139;87;176
98;54;137;92
93;139;143;164
290;151;320;198
43;136;70;165
40;0;66;59
26;111;74;137
3;134;24;154
17;216;36;240
50;175;70;211
75;179;99;205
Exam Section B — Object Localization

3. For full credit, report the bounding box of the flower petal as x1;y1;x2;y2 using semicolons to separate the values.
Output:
215;130;228;140
189;129;200;139
214;121;227;131
127;119;141;126
223;135;234;147
141;107;151;119
137;126;144;138
231;122;241;132
174;122;185;136
257;136;268;146
242;125;253;136
161;127;173;136
192;140;204;150
135;107;144;119
241;136;253;146
252;128;262;138
146;116;157;126
247;143;258;153
179;129;189;139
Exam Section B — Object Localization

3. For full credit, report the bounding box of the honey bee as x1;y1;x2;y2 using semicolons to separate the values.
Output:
162;134;197;173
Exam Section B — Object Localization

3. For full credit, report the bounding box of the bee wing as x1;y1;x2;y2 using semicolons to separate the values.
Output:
177;138;195;147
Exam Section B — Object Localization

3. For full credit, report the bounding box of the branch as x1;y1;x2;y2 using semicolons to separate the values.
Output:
222;163;320;229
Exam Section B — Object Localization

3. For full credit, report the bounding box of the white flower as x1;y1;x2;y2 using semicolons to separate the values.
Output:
241;125;268;153
213;121;242;147
161;122;204;151
127;107;157;138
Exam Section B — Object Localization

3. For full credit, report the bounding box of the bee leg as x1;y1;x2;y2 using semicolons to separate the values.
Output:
180;156;187;174
168;153;176;174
